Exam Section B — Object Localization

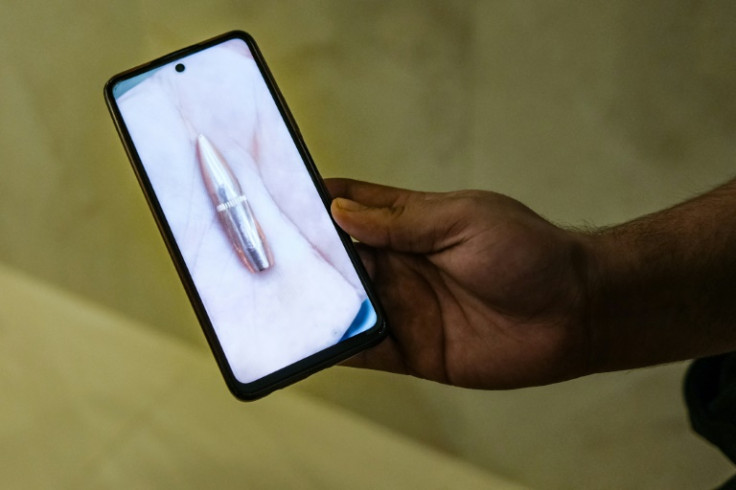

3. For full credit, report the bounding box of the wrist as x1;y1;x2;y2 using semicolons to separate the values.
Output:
566;228;611;379
579;227;629;375
580;204;736;374
543;226;606;382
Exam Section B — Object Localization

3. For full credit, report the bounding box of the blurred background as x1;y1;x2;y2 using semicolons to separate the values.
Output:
1;1;735;488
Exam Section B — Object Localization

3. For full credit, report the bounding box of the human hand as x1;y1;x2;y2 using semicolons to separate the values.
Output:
327;179;593;389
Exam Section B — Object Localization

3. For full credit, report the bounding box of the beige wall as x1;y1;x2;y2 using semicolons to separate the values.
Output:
1;2;734;344
1;1;735;488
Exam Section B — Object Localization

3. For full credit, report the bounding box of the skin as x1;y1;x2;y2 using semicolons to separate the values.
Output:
119;46;368;381
326;178;736;389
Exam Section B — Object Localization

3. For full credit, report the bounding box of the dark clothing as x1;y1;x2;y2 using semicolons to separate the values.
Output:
685;354;736;489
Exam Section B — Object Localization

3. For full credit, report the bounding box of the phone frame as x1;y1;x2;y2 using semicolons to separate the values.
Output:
104;30;387;400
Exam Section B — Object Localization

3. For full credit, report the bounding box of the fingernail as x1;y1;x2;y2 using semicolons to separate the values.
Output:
334;198;367;212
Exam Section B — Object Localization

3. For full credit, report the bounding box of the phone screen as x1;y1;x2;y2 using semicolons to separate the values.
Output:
105;32;384;398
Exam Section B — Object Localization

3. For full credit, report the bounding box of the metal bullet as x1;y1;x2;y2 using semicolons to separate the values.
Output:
196;134;273;273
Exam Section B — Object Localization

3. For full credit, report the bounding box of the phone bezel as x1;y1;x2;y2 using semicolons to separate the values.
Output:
104;30;387;401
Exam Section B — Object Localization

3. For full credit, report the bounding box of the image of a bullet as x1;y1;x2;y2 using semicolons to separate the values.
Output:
196;134;273;273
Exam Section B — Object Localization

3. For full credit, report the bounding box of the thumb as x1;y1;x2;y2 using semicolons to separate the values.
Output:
331;193;462;254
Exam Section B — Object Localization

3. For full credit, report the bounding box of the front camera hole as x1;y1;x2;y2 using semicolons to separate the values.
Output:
175;63;185;73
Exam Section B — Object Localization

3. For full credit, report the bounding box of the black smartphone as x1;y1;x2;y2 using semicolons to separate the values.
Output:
104;31;387;400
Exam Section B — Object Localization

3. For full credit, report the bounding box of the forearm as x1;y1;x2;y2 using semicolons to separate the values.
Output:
585;178;736;373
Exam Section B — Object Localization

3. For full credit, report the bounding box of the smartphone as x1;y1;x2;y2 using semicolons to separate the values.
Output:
104;31;386;400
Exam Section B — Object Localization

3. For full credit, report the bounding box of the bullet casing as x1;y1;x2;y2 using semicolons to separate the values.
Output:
196;134;273;272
